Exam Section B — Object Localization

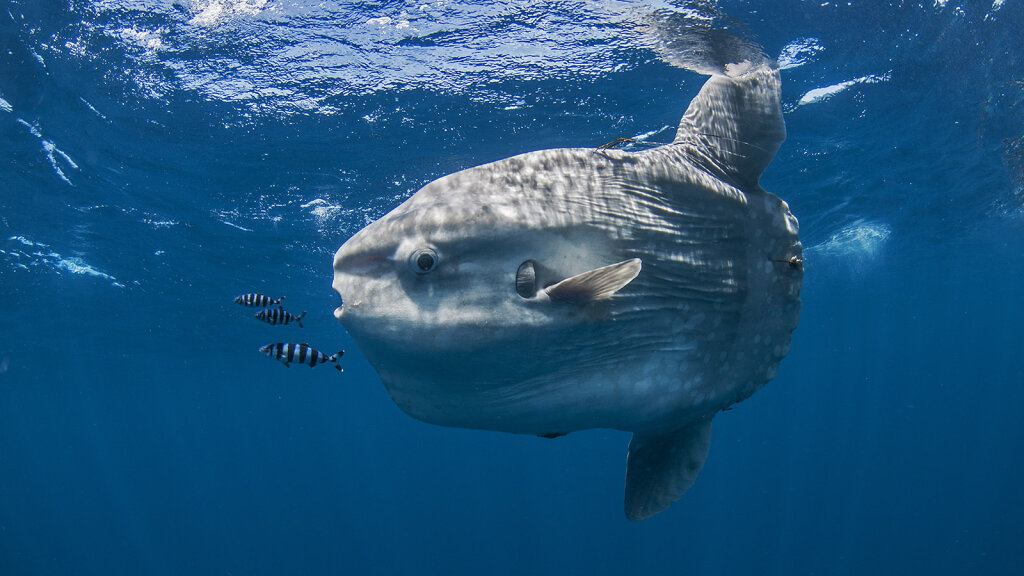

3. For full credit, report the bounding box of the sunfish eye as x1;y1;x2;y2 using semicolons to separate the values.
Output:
515;260;537;298
410;248;438;274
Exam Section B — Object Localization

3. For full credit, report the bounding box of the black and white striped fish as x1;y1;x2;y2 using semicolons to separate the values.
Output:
255;308;306;327
234;293;284;307
259;343;343;370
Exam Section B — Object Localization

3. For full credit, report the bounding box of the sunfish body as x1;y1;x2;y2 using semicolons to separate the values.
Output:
332;65;802;520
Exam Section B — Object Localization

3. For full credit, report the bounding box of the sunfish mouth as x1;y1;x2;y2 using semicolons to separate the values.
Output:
333;296;366;321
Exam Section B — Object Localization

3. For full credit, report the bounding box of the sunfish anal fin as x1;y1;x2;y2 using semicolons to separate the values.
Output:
624;417;713;521
544;258;641;304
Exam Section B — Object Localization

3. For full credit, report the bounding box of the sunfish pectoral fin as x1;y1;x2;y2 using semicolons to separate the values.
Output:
674;65;784;189
543;258;641;304
624;417;713;521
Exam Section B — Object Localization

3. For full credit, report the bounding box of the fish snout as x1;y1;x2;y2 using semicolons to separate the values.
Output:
332;242;375;321
332;250;374;326
332;298;364;322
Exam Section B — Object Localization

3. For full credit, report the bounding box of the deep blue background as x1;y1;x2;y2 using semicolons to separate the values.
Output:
2;1;1023;574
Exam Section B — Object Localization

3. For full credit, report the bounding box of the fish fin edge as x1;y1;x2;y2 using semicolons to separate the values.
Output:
544;258;641;304
674;66;784;189
624;417;713;521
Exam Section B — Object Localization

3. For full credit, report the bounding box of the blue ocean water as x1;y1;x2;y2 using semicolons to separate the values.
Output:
2;0;1023;573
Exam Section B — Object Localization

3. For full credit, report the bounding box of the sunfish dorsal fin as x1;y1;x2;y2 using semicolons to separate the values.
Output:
674;65;784;189
624;418;713;521
544;258;641;304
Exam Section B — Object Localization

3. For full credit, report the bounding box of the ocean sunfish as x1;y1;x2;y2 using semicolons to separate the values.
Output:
332;64;802;520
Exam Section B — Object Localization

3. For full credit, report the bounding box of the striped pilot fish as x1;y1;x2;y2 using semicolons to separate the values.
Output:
235;293;285;307
255;308;306;327
259;343;343;370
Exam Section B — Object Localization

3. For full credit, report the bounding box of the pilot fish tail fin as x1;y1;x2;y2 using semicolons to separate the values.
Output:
297;311;306;328
329;350;344;371
674;65;784;190
624;417;713;521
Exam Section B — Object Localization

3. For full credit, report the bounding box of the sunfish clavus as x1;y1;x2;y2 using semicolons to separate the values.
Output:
332;64;802;520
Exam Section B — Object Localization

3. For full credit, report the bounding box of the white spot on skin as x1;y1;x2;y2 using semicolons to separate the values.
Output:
685;313;707;330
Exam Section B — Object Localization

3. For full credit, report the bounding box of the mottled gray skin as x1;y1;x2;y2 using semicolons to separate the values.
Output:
333;66;802;519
